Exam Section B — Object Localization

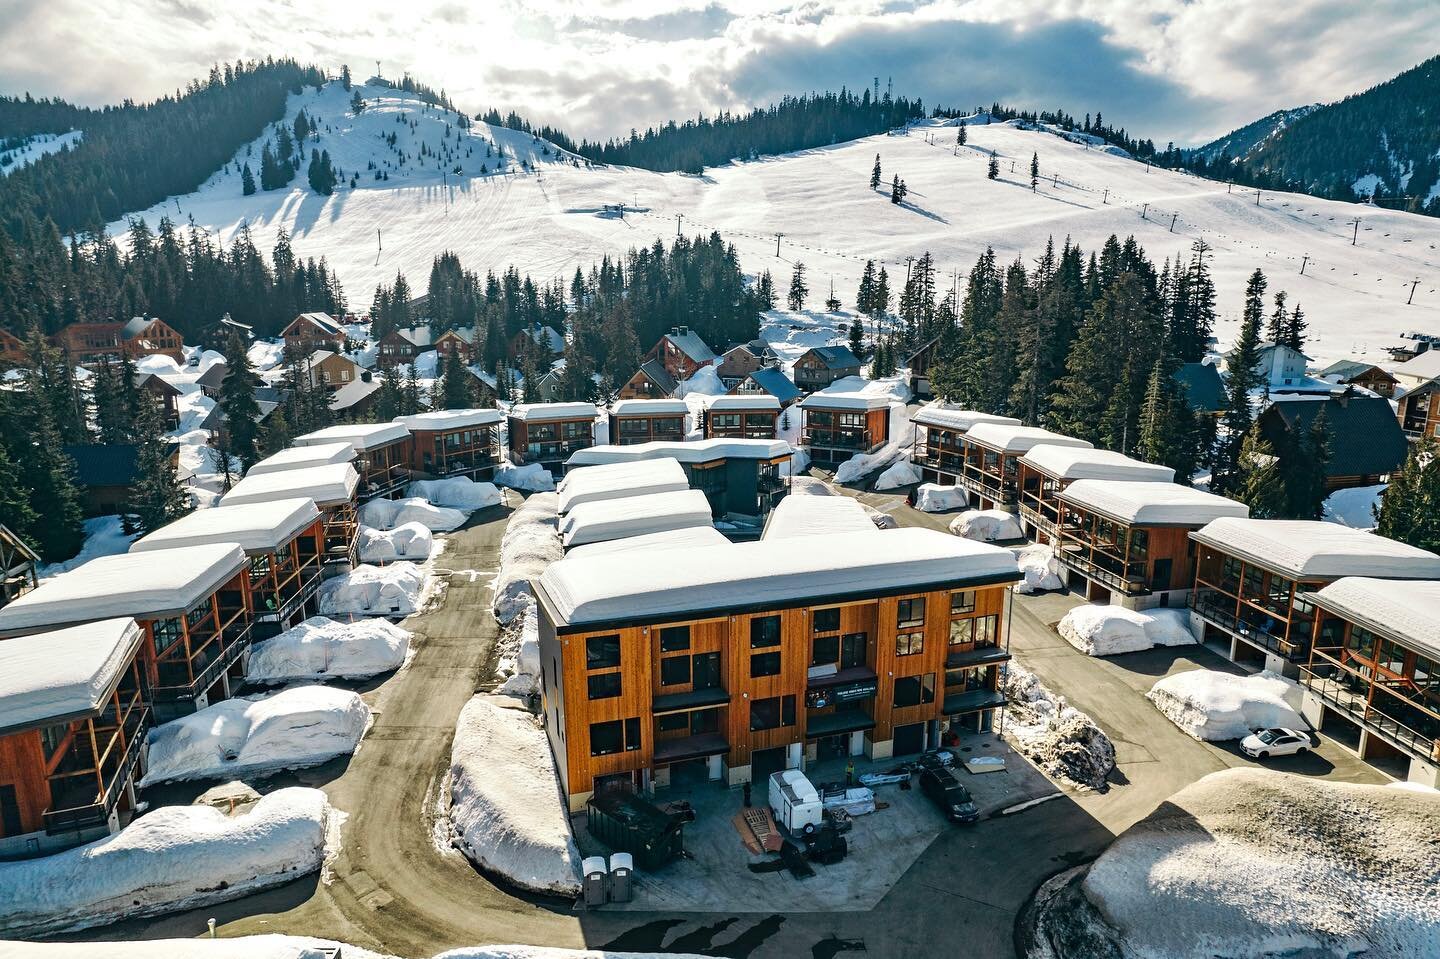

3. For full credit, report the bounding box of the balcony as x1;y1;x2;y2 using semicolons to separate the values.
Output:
1301;665;1439;763
912;447;966;475
653;732;730;765
1054;544;1148;595
523;439;592;463
802;431;872;452
360;463;410;500
804;708;876;739
1190;589;1303;659
945;644;1010;669
151;620;252;704
43;708;150;835
652;687;730;714
942;689;1006;716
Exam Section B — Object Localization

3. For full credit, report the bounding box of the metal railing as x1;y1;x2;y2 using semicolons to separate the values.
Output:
43;708;150;834
1301;666;1439;761
151;621;252;704
1190;589;1302;658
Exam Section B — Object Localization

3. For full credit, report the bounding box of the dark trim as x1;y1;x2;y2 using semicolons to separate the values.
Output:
804;711;877;739
652;687;731;714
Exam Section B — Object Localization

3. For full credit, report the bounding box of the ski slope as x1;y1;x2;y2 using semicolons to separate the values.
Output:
1;130;82;175
109;82;1440;366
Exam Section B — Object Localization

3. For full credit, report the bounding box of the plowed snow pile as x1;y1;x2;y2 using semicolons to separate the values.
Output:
3;936;713;958
1058;605;1197;655
360;496;467;531
914;483;967;512
358;521;434;562
247;616;410;684
408;477;503;510
1147;668;1306;740
1001;662;1115;791
950;509;1024;542
494;492;562;624
1029;769;1440;959
1013;544;1064;594
494;602;541;697
874;457;921;490
495;462;556;492
0;787;335;937
319;561;429;616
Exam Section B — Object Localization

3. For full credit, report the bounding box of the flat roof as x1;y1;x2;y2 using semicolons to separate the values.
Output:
1312;578;1440;660
221;463;360;509
799;391;891;411
965;423;1094;455
509;402;599;423
0;618;143;735
566;438;791;468
1059;480;1249;527
564;525;730;560
293;422;411;451
130;498;320;556
394;408;502;431
247;442;356;476
610;399;689;416
538;528;1021;630
557;458;690;514
1020;446;1175;483
709;395;781;412
911;406;1021;433
1191;518;1440;581
559;489;714;548
0;544;249;636
763;494;875;540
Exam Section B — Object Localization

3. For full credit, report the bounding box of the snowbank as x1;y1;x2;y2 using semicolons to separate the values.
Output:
495;462;556;492
1147;669;1307;741
358;521;434;562
874;457;922;490
247;616;411;685
408;477;503;510
6;940;713;959
0;787;335;937
493;602;541;698
141;686;369;785
447;698;582;896
1001;662;1116;792
914;483;968;512
360;496;467;532
949;509;1024;542
494;493;562;624
1323;483;1385;530
677;365;728;396
1013;544;1065;594
319;562;430;617
37;515;136;579
834;445;899;484
1058;605;1198;656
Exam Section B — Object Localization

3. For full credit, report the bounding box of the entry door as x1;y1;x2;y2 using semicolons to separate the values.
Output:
1151;558;1173;591
693;652;722;690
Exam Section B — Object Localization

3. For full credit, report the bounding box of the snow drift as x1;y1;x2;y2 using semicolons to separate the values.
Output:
494;493;562;624
447;698;582;896
493;602;541;698
1013;544;1065;594
319;562;429;616
1001;662;1116;792
358;521;434;562
874;457;921;490
949;509;1024;542
495;463;556;492
408;477;503;510
141;685;369;785
913;483;968;513
247;616;411;684
1147;669;1307;741
1058;605;1197;655
360;496;467;532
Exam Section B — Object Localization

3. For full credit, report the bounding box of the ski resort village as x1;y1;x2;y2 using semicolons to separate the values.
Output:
1;25;1440;959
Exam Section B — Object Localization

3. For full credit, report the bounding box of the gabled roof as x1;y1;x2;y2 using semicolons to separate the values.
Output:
906;335;941;363
1233;340;1311;362
0;618;144;735
518;324;566;353
194;361;230;390
121;316;166;339
742;366;802;403
1190;518;1440;580
328;378;381;413
437;326;476;345
724;338;776;360
1318;359;1396;384
396;326;434;348
1260;393;1408;479
662;328;716;363
62;444;144;487
630;358;678;395
133;371;182;396
290;312;343;336
802;345;862;369
1174;362;1228;414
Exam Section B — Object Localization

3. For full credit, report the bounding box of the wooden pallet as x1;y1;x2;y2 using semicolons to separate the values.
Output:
744;806;785;852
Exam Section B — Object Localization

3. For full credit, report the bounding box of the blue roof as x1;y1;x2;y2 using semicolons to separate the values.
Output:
745;366;802;403
1174;362;1227;414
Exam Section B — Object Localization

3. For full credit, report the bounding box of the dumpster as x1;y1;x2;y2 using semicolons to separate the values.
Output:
586;788;684;870
582;856;608;906
609;852;634;902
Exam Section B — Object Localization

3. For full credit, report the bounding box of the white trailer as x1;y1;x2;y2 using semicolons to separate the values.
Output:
768;768;823;837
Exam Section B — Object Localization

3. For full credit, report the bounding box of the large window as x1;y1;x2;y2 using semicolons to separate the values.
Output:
897;597;926;629
751;651;782;677
812;635;840;668
657;713;689;733
588;673;622;700
751;616;781;648
750;695;797;731
950;591;976;615
893;673;936;708
590;717;641;756
40;724;68;761
586;635;621;670
152;617;184;655
896;631;925;657
841;632;868;669
660;655;691;686
659;625;691;652
813;608;841;633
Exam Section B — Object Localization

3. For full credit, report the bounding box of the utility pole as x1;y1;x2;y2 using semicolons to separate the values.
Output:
1141;203;1149;220
1169;212;1178;232
1300;254;1309;275
775;233;784;257
1052;172;1058;187
1351;218;1361;245
676;213;683;236
1227;181;1233;194
1408;278;1421;305
1102;188;1108;204
1256;189;1262;206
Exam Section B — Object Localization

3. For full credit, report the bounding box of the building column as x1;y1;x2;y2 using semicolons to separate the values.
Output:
706;754;724;781
1407;755;1440;789
785;742;803;770
1300;691;1326;730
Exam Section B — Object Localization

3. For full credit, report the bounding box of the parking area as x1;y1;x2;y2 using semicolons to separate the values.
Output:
573;731;1057;913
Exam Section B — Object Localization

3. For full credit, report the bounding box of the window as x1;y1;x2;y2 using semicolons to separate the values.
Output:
692;651;722;690
659;626;691;652
185;597;214;630
657;713;689;733
841;632;868;669
950;591;975;614
896;631;925;657
589;718;641;756
40;724;68;760
811;635;840;667
813;608;841;633
152;617;183;655
974;615;997;646
751;615;781;648
587;673;622;700
949;618;973;646
660;655;691;686
750;695;797;731
751;651;782;677
893;673;936;708
897;597;926;629
586;635;621;670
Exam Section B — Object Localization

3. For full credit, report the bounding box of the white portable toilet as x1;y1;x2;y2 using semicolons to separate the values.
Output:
582;855;608;906
609;851;634;902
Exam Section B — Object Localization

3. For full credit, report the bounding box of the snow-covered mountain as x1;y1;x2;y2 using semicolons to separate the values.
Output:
0;129;82;175
1189;106;1321;165
110;81;1440;367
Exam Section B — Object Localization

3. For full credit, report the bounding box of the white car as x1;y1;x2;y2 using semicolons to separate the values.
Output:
1241;727;1311;759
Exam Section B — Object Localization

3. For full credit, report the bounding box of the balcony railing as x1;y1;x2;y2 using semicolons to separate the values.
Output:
523;439;592;462
43;708;150;835
1055;544;1148;595
151;621;252;704
912;447;966;474
802;431;872;451
1190;588;1303;659
1300;666;1439;762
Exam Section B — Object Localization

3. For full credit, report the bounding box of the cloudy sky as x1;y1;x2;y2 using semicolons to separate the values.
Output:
2;0;1436;146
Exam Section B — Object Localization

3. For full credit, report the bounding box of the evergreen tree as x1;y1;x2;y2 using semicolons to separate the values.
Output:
872;266;891;320
260;408;291;455
1030;151;1039;190
241;162;256;196
351;90;365;115
957;121;967;146
1266;291;1289;343
0;442;38;549
848;315;866;358
401;365;422;416
1284;303;1307;352
127;392;188;534
307;149;336;195
26;330;87;442
91;354;132;444
1171;239;1216;362
1375;440;1440;552
856;259;876;315
1136;358;1200;481
787;262;808;311
1234;426;1287;519
890;174;902;204
870;154;882;191
0;388;85;562
987;151;999;180
824;281;841;313
755;270;776;311
341;64;352;91
219;331;262;469
439;348;473;409
1281;407;1331;519
375;364;404;421
1215;269;1267;491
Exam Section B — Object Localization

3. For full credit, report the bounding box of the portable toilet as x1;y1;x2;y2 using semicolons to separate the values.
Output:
609;852;634;902
582;856;608;906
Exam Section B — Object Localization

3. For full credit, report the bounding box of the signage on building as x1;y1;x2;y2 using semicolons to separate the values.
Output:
806;678;877;710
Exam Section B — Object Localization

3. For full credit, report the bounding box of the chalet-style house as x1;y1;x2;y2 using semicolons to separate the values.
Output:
508;403;599;474
715;339;777;388
133;371;181;429
609;400;688;445
53;317;185;365
1258;391;1408;491
707;395;781;440
510;324;566;364
1173;362;1228;417
1391;348;1440;389
198;387;280;445
120;317;185;362
1397;379;1440;442
906;336;940;400
395;408;503;481
1014;445;1174;541
194;360;230;400
376;326;434;369
0;524;39;610
792;345;861;392
299;350;365;391
534;528;1021;810
434;326;478;364
294;423;412;500
0;328;26;367
798;391;890;467
1227;341;1311;391
61;443;181;516
618;359;679;401
645;327;716;384
281;312;346;354
731;366;802;407
1317;359;1399;398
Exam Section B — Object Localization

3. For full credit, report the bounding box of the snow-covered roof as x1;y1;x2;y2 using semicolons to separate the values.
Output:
559;489;713;548
763;494;875;540
564;525;730;561
393;408;502;431
1019;446;1175;483
293;422;410;451
709;395;781;413
131;498;321;556
964;423;1093;454
663;328;717;363
1312;578;1440;660
539;528;1021;628
221;463;360;509
1190;518;1440;581
0;618;143;735
508;402;598;423
799;391;890;411
1059;480;1250;527
911;406;1021;433
557;458;690;514
0;544;250;635
566;438;791;467
245;442;357;476
1392;349;1440;381
609;399;690;416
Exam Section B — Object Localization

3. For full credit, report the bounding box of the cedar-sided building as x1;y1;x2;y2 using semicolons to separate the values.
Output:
131;498;325;638
1259;391;1408;491
952;423;1092;512
798;391;890;467
609;399;688;446
281;312;346;355
0;328;27;368
395;408;503;481
0;619;151;858
906;336;941;400
0;544;255;720
731;366;802;407
707;395;780;440
508;403;599;474
1016;445;1174;541
119;317;185;362
645;327;716;382
294;423;412;500
434;327;477;364
221;462;361;571
1188;518;1440;675
617;359;679;401
133;372;182;429
1051;480;1249;608
1300;578;1440;786
792;345;862;393
910;407;1021;486
715;339;777;388
1397;379;1440;443
376;326;435;369
1318;359;1399;399
534;528;1021;810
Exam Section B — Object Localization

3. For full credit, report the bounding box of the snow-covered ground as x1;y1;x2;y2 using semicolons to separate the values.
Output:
6;939;713;959
494;492;562;624
1147;668;1307;740
0;130;82;175
949;509;1024;542
319;561;433;617
1058;605;1197;656
1001;662;1116;792
1323;482;1385;530
445;697;582;896
247;616;411;685
140;685;369;785
36;515;135;579
0;787;337;937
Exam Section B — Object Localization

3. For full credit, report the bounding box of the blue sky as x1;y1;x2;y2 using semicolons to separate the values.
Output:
2;0;1436;146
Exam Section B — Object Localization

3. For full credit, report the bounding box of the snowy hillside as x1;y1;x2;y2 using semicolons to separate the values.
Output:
0;130;82;175
110;84;1440;366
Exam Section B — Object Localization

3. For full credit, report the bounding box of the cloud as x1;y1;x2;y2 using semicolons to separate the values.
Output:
0;0;1436;147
